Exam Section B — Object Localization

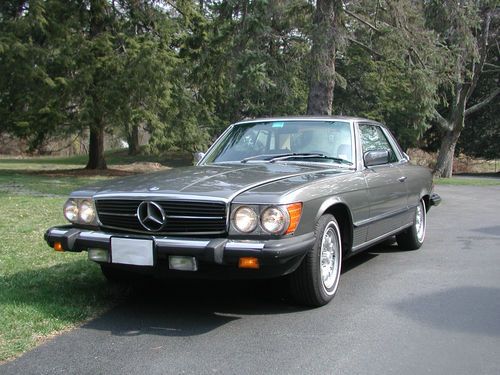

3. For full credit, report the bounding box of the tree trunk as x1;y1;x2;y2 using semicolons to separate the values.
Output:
433;100;466;178
434;128;462;178
86;125;107;170
85;0;108;170
306;0;341;115
127;124;140;155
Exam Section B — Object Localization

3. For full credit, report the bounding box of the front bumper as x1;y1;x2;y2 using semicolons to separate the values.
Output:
44;226;315;279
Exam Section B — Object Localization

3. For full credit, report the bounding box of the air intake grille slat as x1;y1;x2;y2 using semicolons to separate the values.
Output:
94;199;227;234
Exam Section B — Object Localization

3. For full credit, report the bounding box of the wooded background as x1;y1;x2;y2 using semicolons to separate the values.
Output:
0;0;498;177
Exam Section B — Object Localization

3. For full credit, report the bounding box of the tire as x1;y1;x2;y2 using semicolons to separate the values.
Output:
396;199;426;250
289;214;342;307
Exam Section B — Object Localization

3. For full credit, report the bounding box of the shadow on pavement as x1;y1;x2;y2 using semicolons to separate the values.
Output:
473;225;500;237
365;237;414;254
392;286;500;337
83;278;306;338
82;249;384;338
342;252;378;273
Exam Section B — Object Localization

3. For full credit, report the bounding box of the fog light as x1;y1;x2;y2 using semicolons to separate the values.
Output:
88;249;109;263
169;256;198;271
238;257;260;269
54;242;64;252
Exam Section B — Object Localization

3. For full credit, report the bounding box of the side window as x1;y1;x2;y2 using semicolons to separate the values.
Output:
359;124;398;163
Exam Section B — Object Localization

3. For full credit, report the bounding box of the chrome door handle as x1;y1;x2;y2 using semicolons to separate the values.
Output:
398;176;407;182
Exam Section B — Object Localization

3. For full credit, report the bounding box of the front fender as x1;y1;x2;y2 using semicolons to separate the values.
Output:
315;196;351;223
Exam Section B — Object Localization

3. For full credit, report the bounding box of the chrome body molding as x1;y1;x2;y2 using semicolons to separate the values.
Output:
353;205;417;228
232;116;364;126
92;193;230;203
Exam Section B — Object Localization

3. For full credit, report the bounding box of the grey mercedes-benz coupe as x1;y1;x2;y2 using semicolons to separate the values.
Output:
45;117;440;306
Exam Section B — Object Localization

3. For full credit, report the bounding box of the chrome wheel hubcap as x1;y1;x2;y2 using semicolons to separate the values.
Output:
415;202;426;243
320;224;340;291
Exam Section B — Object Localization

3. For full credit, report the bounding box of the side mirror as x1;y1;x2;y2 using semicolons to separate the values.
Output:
364;150;390;167
403;152;410;161
193;152;205;165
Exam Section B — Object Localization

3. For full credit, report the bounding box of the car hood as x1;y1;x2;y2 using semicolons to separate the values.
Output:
75;163;345;201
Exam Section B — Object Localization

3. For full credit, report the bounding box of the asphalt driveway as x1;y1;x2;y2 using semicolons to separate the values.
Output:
2;184;500;375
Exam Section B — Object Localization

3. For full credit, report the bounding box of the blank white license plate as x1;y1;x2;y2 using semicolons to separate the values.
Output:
111;238;154;266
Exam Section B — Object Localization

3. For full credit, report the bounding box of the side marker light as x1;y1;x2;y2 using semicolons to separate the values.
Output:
238;257;260;269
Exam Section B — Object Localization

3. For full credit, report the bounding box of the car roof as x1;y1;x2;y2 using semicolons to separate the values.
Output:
233;116;382;126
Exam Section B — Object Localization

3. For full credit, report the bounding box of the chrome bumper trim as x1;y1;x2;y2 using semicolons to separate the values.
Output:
155;238;210;248
50;229;70;236
79;231;112;240
48;228;269;251
225;241;265;250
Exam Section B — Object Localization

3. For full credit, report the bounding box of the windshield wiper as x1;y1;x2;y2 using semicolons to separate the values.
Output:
269;153;353;165
241;153;297;163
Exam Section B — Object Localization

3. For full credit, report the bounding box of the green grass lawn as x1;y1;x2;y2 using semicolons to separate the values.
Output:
0;170;111;196
0;149;192;170
434;177;500;186
0;159;122;362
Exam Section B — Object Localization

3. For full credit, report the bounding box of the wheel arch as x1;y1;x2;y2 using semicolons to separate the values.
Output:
316;199;353;255
420;192;431;212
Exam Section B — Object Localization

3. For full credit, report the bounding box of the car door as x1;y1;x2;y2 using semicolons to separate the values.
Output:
358;123;409;242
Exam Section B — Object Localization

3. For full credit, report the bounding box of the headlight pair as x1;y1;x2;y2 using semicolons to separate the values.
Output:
232;203;302;235
63;198;96;225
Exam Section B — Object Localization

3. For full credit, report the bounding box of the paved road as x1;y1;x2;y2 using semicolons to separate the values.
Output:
2;185;500;375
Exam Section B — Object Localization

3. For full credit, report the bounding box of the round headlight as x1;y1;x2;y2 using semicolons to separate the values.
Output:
261;206;288;234
63;199;79;222
233;206;258;233
78;200;96;224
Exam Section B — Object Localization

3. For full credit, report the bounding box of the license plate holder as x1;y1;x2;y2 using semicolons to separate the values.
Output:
111;237;154;266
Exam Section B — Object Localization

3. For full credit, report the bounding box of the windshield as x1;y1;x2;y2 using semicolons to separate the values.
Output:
203;120;354;165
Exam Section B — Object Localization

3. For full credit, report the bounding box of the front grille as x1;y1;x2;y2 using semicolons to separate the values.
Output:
95;199;227;234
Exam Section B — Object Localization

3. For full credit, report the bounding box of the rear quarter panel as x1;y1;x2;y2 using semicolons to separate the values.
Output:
399;162;433;207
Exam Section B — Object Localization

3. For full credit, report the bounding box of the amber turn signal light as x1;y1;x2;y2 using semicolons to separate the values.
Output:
238;257;260;269
53;242;64;252
285;202;303;234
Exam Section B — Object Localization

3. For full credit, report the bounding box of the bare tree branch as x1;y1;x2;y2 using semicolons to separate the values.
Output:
433;109;452;131
409;47;426;69
464;87;500;117
484;62;500;69
347;37;383;58
343;8;381;33
466;9;492;101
